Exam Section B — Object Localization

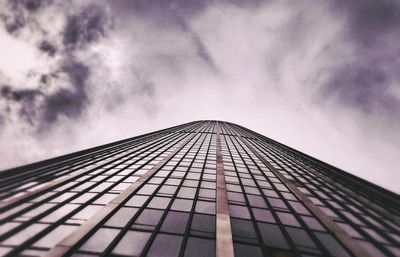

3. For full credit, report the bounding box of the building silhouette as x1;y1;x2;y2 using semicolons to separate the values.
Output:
0;121;398;257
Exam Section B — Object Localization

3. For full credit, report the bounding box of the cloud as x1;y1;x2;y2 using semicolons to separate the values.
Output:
0;0;111;129
41;60;90;125
63;4;109;50
0;0;399;193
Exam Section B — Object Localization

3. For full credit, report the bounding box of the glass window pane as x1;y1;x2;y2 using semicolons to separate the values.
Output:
302;216;325;231
288;201;310;215
191;214;215;233
105;207;138;227
227;192;245;203
234;243;263;257
158;185;178;195
134;209;164;227
126;195;148;207
229;205;251;219
72;205;103;221
71;193;96;204
184;237;215;257
248;195;267;208
177;187;196;199
231;219;257;243
41;204;79;222
3;224;48;246
147;234;183;257
286;227;316;248
147;197;171;209
171;199;193;212
199;189;216;199
252;208;275;223
276;212;300;227
34;225;77;248
113;231;151;256
137;184;158;195
161;211;190;234
267;198;287;210
195;201;215;215
81;228;119;252
258;223;290;250
94;194;116;205
315;232;351;257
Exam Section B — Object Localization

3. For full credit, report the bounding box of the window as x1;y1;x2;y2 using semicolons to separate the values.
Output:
134;209;164;230
147;234;183;257
34;225;77;248
195;201;215;215
94;194;117;205
231;219;257;243
302;216;325;231
267;198;287;210
229;205;251;219
199;189;215;199
72;205;103;221
233;243;263;257
184;237;215;257
3;224;48;246
147;197;171;209
286;227;316;248
191;214;215;234
113;231;151;256
158;185;178;195
137;184;158;195
315;232;351;257
248;195;267;208
80;228;119;252
161;211;189;234
105;207;138;227
126;195;148;207
171;199;193;212
227;192;245;203
252;208;275;223
41;204;79;222
258;223;290;250
276;212;300;227
177;187;196;199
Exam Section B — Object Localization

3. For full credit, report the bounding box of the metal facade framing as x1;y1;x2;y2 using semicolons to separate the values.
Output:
0;121;398;257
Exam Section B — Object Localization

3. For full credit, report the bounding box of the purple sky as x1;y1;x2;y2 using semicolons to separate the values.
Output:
0;0;399;193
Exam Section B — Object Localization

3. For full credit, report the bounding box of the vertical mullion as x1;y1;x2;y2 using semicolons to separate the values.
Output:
215;122;235;257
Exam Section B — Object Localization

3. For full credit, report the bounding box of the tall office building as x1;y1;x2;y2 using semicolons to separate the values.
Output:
0;121;398;257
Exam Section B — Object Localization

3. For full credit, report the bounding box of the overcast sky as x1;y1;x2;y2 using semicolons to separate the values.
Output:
0;0;399;193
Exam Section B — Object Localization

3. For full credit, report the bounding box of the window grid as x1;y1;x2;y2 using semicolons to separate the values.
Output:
0;121;397;257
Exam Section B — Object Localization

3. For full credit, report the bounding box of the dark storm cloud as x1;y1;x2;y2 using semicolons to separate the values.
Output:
63;4;109;50
38;40;57;56
312;0;400;121
334;0;400;44
0;60;90;127
1;0;53;34
321;64;400;117
0;1;111;130
42;60;90;124
0;85;42;125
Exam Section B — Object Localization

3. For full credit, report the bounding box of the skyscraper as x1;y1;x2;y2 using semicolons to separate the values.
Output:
0;121;398;257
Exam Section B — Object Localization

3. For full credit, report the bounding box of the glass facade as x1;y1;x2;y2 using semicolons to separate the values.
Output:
0;121;398;257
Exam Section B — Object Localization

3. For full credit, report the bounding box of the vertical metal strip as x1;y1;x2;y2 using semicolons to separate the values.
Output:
237;136;373;257
216;122;235;257
45;132;199;257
